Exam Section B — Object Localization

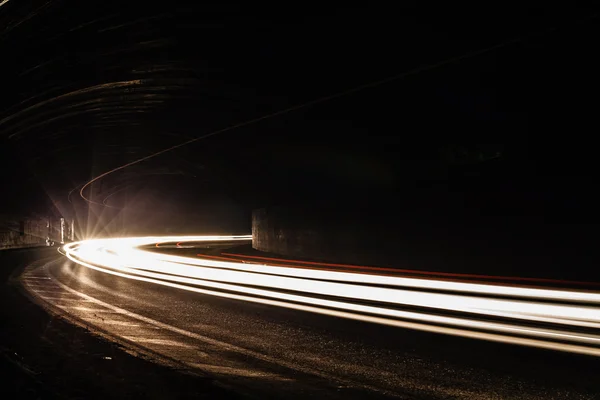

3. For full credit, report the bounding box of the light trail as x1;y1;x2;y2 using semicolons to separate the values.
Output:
62;235;600;356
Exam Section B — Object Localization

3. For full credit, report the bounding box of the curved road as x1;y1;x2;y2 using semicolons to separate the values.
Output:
19;236;600;399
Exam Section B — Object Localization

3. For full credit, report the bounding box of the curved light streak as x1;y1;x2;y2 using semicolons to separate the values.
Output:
62;235;600;356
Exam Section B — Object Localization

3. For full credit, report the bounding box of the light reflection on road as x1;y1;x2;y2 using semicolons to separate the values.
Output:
63;235;600;356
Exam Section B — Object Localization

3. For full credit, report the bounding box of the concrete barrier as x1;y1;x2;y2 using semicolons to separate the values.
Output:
251;201;598;279
0;216;73;250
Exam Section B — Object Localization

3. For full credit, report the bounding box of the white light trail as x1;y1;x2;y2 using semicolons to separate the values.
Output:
63;236;600;356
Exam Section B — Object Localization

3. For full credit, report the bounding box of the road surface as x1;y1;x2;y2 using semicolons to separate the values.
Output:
18;236;600;399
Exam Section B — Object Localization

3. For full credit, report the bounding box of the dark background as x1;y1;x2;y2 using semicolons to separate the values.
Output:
0;2;598;258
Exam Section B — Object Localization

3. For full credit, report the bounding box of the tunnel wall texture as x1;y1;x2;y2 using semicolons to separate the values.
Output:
251;199;598;278
251;204;447;271
0;216;73;250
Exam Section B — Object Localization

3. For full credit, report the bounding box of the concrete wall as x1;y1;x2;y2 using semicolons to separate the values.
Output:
0;216;73;250
251;202;598;278
252;204;416;269
252;206;359;263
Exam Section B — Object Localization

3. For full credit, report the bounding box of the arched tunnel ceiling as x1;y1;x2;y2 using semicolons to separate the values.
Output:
0;2;599;231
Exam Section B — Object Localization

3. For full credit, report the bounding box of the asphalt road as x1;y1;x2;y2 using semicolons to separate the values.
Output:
18;240;600;399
